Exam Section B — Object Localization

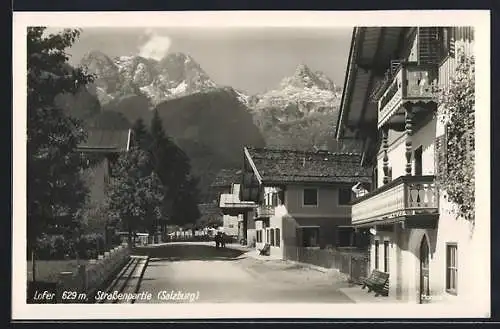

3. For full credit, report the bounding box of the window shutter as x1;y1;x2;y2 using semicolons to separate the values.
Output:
434;129;448;177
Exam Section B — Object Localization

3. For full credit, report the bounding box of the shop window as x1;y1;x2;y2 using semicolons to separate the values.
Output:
301;227;320;247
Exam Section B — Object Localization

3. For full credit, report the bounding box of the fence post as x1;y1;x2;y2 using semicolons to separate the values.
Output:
58;271;73;303
77;264;87;292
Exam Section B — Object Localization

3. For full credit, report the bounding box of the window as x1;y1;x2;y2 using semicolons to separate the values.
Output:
267;229;270;243
372;167;378;190
301;227;320;247
278;190;285;206
270;228;275;246
374;240;380;270
303;188;318;206
338;188;353;205
435;133;448;177
446;243;458;294
256;230;262;243
414;146;423;176
337;227;354;247
384;240;390;273
275;228;280;247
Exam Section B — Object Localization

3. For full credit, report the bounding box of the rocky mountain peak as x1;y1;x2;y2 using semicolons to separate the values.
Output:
78;50;217;106
293;63;315;79
278;63;335;91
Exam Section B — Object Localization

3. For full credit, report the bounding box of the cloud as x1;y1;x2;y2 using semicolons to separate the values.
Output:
138;32;172;61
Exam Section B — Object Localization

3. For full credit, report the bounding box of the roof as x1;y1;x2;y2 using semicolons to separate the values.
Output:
335;27;406;140
78;129;131;153
244;147;372;185
211;169;242;187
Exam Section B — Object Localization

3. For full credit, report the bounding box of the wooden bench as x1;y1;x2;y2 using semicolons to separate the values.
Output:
259;243;270;256
361;269;389;297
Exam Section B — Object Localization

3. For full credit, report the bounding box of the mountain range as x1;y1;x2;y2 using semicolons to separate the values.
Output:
58;51;349;201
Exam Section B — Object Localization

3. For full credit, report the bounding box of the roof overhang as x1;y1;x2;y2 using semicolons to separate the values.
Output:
335;27;407;141
240;148;262;202
77;128;132;153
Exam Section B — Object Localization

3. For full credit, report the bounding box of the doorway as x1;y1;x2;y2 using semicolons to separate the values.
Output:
419;235;430;303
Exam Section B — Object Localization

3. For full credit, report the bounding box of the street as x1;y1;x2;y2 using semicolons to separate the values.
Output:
132;242;354;303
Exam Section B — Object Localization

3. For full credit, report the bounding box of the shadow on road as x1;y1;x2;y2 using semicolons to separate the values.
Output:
132;243;246;262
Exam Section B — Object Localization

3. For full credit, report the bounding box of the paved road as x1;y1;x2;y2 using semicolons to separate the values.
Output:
133;243;354;303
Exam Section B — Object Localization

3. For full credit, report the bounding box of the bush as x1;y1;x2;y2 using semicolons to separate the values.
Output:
34;233;114;260
75;233;105;259
35;234;74;260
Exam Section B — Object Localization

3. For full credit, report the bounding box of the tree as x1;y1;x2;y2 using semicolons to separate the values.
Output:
148;110;191;224
435;48;475;224
172;175;202;227
105;147;164;245
27;27;94;282
132;118;152;150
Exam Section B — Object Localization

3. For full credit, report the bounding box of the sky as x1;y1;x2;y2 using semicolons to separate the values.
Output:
62;27;353;95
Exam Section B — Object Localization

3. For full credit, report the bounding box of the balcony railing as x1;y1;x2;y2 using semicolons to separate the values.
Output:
378;62;438;128
351;175;438;225
256;205;275;219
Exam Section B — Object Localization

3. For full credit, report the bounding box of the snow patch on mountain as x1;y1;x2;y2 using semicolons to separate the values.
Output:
80;51;218;106
170;80;188;94
246;64;343;151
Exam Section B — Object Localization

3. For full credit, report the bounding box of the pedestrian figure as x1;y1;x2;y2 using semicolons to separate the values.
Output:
215;233;220;249
220;233;226;249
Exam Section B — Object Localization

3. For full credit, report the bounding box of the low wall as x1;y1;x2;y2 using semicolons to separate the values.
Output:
56;242;131;303
283;245;369;284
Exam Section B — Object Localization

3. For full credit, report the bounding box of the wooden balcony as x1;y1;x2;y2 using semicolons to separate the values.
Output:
255;205;275;219
351;175;439;228
377;62;438;129
219;193;256;216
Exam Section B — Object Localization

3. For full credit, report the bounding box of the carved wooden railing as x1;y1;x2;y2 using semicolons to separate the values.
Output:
255;205;275;219
351;175;438;225
377;63;438;128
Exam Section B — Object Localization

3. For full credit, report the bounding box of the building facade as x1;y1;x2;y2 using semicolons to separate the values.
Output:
218;182;257;245
77;128;132;239
239;147;371;259
209;169;245;237
336;27;477;303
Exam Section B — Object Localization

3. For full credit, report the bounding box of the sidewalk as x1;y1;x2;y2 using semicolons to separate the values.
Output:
339;284;402;304
237;248;347;276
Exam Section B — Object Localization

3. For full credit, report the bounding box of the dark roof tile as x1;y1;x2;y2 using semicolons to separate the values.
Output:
211;169;242;187
245;147;371;184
